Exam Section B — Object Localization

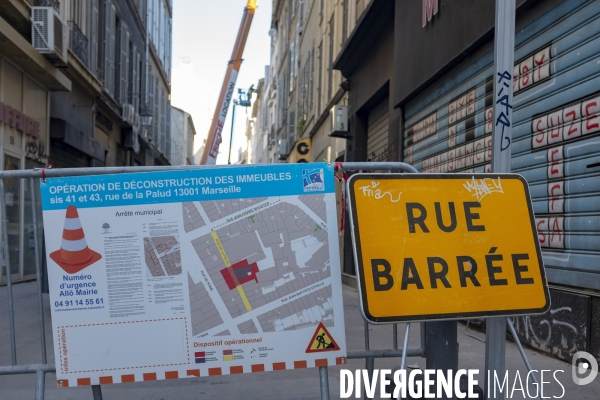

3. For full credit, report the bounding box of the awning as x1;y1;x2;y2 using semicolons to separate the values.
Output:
50;118;105;162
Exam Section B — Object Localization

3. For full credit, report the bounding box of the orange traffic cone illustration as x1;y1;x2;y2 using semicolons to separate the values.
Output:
50;206;102;274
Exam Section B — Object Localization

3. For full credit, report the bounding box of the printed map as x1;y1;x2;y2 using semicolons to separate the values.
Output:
144;236;182;277
182;195;334;338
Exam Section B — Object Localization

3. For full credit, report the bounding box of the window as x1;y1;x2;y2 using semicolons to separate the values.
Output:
104;0;116;96
67;0;89;65
309;46;314;113
290;42;296;81
129;46;141;110
287;53;292;97
136;0;144;17
154;76;159;143
288;109;296;140
320;0;324;21
69;0;87;34
328;14;334;101
342;0;348;44
117;24;130;104
299;0;304;30
279;74;284;128
166;99;172;159
299;60;306;119
317;41;322;114
129;45;136;107
161;91;167;152
91;0;99;77
152;0;160;47
356;0;364;22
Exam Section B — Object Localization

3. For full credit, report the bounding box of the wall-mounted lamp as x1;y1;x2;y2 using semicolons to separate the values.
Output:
140;107;153;128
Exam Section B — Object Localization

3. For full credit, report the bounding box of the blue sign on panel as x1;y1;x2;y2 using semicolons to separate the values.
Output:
41;164;334;211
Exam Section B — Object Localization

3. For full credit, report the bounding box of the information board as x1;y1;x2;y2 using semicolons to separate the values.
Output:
347;173;550;323
41;163;346;387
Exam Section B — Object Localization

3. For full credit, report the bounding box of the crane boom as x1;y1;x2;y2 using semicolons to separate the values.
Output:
200;0;258;165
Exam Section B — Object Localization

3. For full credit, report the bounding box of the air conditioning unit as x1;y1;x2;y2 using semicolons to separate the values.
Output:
329;105;351;138
278;138;288;160
122;104;135;125
31;7;68;66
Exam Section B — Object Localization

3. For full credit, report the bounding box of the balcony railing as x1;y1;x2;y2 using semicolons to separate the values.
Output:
69;22;88;67
36;0;60;12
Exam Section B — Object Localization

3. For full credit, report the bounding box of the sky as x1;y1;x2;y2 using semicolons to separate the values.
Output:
171;0;272;164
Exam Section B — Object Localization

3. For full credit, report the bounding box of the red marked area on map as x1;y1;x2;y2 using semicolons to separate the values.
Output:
220;259;260;290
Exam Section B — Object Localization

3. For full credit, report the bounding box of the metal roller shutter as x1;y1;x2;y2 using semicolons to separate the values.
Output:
402;0;600;290
367;98;389;162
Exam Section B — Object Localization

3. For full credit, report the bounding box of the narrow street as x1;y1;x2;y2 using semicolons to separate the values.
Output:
1;280;596;399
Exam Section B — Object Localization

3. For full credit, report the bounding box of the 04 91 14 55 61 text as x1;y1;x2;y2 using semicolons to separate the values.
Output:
54;298;104;308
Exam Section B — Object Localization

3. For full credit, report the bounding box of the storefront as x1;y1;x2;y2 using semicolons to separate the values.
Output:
334;0;600;361
333;0;398;276
394;0;600;360
0;57;50;283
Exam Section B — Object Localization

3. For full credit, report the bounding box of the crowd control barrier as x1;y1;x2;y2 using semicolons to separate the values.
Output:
0;162;538;400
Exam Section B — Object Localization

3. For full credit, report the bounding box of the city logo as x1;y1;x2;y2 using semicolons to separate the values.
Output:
101;222;111;234
302;168;325;192
572;351;598;385
50;206;102;274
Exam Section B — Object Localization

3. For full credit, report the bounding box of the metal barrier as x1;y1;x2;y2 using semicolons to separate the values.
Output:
0;161;428;400
334;162;424;400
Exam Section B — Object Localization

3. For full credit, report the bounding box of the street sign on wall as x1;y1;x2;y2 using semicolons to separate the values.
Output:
347;173;549;323
41;163;346;388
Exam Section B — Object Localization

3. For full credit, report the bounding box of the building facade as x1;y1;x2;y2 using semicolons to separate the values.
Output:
0;0;172;283
335;0;600;361
252;0;374;166
170;106;196;165
0;0;71;283
47;0;173;170
249;78;266;164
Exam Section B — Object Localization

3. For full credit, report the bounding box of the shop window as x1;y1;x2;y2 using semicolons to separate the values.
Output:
3;155;21;276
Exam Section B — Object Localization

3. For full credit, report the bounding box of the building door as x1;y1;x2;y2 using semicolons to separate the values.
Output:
366;98;389;161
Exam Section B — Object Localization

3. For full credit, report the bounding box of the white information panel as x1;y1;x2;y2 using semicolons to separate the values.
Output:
41;164;347;387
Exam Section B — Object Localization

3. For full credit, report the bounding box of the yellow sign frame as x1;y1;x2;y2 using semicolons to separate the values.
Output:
347;173;550;323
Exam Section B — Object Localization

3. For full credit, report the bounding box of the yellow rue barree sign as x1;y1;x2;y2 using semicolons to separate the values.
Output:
347;174;550;323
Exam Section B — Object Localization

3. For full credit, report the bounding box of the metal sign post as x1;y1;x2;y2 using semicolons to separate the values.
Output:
487;0;516;398
0;162;427;400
